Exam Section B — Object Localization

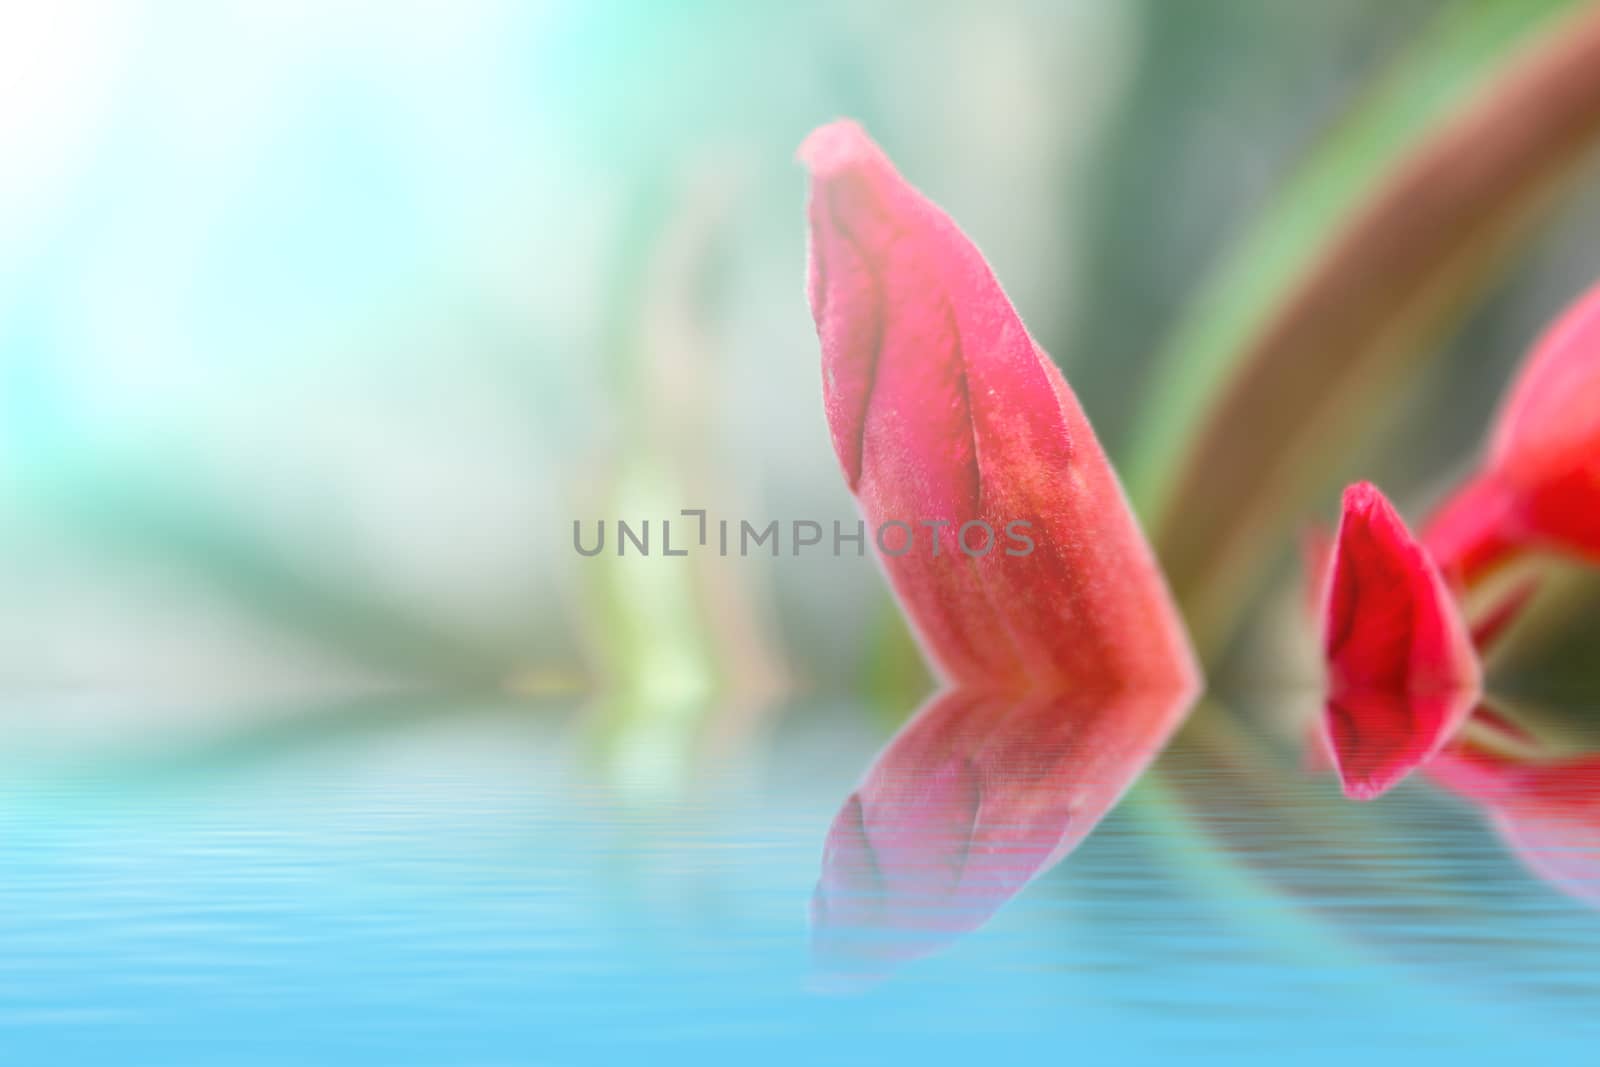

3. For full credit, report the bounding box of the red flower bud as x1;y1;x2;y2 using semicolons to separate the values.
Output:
1321;482;1481;799
801;120;1197;694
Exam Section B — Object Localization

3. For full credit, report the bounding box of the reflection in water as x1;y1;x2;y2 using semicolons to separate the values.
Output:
10;694;1600;1058
1312;691;1600;911
811;685;1194;976
1429;719;1600;908
1320;684;1478;798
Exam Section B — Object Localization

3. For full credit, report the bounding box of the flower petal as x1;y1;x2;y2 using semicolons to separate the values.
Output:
1322;482;1480;799
1492;280;1600;488
801;120;1197;693
1424;279;1600;583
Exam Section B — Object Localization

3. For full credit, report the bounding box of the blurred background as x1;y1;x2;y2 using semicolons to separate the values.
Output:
15;6;1600;1058
7;0;1600;755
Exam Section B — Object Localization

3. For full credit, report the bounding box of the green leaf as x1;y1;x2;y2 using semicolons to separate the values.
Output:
1125;0;1600;654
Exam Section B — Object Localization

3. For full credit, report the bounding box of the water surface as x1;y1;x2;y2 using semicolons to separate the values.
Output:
3;695;1598;1064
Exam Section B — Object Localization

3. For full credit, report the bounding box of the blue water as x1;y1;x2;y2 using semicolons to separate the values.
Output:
3;695;1599;1064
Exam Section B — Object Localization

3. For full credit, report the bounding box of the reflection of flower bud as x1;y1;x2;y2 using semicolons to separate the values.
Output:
1429;738;1600;909
801;120;1197;693
1321;482;1480;799
1425;280;1600;585
811;685;1195;978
